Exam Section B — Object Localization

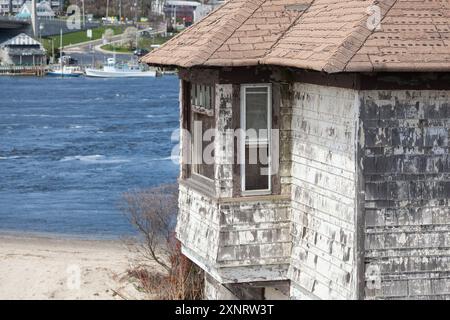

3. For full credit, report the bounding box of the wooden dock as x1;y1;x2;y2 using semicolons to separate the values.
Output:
0;66;46;77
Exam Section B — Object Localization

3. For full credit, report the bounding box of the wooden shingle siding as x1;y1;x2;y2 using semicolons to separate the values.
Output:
288;83;360;299
361;90;450;300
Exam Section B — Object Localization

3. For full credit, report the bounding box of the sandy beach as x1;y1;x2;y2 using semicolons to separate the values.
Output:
0;234;150;300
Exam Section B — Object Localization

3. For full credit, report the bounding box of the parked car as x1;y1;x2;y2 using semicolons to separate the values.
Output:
133;49;150;57
58;55;78;65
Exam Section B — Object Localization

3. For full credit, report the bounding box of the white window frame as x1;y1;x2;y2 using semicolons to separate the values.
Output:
190;82;215;184
240;83;272;196
191;83;214;116
191;122;214;184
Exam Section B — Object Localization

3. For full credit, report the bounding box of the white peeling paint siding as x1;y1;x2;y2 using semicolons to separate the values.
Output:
217;199;291;268
215;84;234;198
288;83;360;300
177;184;221;266
177;74;450;300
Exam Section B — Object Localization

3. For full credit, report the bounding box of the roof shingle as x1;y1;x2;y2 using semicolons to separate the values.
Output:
142;0;450;73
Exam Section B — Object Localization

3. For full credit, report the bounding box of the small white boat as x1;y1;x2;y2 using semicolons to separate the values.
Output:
85;58;158;78
47;65;84;77
48;32;83;77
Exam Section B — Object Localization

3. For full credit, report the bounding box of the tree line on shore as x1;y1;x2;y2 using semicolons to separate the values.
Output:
65;0;166;20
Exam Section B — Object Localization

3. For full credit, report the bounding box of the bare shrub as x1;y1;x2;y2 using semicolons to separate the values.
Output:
103;28;115;43
122;184;204;300
122;27;138;49
166;238;204;300
123;184;177;272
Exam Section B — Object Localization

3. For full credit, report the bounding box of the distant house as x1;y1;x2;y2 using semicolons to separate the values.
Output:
0;33;45;65
164;0;221;26
0;0;25;15
194;0;224;22
16;0;55;19
49;0;63;14
164;1;200;26
143;0;450;300
0;0;62;15
151;0;166;16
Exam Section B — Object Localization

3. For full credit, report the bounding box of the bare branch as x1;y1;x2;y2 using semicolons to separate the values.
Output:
121;183;203;299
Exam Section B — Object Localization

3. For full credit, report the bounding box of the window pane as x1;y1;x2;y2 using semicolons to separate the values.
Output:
209;86;214;109
205;86;211;109
245;144;269;191
190;84;195;106
191;83;214;111
189;81;215;181
194;84;198;106
246;89;268;133
192;112;214;180
199;85;205;107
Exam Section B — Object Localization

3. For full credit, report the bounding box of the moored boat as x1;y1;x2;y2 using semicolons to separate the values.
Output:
47;31;83;78
85;58;159;78
47;65;84;77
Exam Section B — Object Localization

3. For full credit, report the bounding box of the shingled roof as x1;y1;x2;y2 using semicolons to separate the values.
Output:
142;0;450;73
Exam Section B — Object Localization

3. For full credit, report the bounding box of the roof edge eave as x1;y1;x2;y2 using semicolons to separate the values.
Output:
141;57;450;74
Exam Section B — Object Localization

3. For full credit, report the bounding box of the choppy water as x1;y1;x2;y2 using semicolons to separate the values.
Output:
0;76;180;239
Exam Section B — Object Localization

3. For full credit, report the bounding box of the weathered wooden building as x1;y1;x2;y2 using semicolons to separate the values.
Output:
142;0;450;300
0;33;45;66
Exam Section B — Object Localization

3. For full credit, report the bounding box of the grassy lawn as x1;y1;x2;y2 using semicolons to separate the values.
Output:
100;44;133;53
99;35;175;54
42;26;125;51
139;35;175;47
42;27;175;57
